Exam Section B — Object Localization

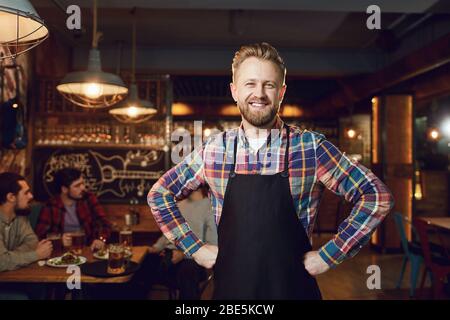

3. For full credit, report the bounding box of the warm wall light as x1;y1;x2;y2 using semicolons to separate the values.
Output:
414;170;423;200
281;104;303;117
427;128;440;141
372;97;379;164
219;104;240;116
346;128;357;139
172;102;194;116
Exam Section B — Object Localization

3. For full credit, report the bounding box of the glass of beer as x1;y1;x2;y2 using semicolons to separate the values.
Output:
46;233;62;257
71;229;85;255
119;228;133;251
107;244;126;275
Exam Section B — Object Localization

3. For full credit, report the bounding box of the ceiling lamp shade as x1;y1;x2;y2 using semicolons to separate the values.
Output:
0;0;49;59
56;0;127;108
56;48;128;108
109;8;157;123
109;83;157;123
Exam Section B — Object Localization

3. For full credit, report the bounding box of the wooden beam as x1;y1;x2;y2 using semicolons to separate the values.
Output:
311;32;450;116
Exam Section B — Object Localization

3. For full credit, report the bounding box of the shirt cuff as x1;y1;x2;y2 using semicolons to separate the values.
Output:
175;230;204;257
318;240;348;268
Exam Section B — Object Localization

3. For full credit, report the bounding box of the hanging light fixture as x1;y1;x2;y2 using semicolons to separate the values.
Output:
0;0;49;60
109;8;157;123
56;0;128;108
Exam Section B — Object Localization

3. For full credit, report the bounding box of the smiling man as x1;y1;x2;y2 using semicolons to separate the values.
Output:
148;42;394;300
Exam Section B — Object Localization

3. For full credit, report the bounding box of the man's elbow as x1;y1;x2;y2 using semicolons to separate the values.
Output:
147;181;162;206
388;191;395;211
378;188;395;217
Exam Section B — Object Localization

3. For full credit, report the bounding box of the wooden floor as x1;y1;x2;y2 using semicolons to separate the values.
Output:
149;233;449;300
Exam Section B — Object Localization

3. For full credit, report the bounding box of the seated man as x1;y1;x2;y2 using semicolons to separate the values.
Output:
147;187;217;300
36;168;111;251
0;172;52;299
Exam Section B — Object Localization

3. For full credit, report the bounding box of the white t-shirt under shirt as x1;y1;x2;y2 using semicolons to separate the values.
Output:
248;137;267;153
63;203;81;233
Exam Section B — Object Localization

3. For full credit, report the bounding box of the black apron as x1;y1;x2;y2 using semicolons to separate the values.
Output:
213;125;322;300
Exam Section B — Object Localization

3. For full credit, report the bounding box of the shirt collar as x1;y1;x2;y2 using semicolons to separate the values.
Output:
0;208;16;225
49;195;66;210
238;115;284;147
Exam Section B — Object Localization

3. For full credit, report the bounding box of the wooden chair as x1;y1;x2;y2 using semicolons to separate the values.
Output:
413;218;450;299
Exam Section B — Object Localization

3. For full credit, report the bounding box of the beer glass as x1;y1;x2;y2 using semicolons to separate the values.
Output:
107;244;126;275
71;229;85;255
46;233;62;257
119;228;133;251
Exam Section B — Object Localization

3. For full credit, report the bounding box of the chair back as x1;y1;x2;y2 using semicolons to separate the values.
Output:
393;212;416;255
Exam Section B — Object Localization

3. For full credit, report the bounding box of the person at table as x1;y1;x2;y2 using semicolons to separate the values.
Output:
35;168;111;251
0;172;53;272
147;187;217;300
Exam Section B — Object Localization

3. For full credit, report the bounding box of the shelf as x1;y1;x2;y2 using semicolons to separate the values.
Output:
33;143;167;151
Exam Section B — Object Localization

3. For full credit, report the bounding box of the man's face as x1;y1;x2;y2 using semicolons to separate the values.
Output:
230;57;286;127
64;177;86;200
14;180;34;210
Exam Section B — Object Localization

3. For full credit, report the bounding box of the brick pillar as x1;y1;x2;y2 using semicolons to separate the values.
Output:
371;95;413;251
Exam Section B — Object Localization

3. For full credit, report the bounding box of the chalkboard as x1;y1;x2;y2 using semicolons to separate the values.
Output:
33;147;166;203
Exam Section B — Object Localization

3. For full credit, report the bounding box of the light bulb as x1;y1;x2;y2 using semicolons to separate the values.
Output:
346;128;356;139
84;83;103;99
430;129;439;140
127;106;139;118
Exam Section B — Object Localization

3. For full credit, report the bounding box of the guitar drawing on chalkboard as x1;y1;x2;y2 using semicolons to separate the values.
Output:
90;151;165;198
42;149;165;199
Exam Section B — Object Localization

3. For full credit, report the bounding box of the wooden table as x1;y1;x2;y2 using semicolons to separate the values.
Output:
0;246;149;284
420;217;450;231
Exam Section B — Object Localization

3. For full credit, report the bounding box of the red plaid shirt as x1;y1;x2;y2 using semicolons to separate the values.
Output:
35;192;112;243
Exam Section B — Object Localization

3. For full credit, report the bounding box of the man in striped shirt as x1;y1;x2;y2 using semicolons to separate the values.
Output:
148;43;394;299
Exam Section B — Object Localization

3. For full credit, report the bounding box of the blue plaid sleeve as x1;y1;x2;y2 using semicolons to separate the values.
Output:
313;134;394;267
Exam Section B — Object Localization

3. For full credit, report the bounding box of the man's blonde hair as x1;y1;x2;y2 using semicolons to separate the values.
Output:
232;42;286;84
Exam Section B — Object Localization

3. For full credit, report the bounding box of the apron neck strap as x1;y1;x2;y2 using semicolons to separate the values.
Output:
229;124;290;176
283;124;290;174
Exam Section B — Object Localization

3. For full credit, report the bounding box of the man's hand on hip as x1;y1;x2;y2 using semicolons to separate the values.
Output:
192;244;218;269
303;250;330;276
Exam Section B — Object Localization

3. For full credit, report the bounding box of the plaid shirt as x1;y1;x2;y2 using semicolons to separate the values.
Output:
148;116;394;267
35;192;112;243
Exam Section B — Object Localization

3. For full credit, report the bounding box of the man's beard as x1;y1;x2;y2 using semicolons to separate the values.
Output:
238;99;279;127
14;201;31;215
68;192;84;201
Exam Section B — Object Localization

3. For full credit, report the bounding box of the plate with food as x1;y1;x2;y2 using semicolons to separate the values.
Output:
93;249;132;260
46;252;87;267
